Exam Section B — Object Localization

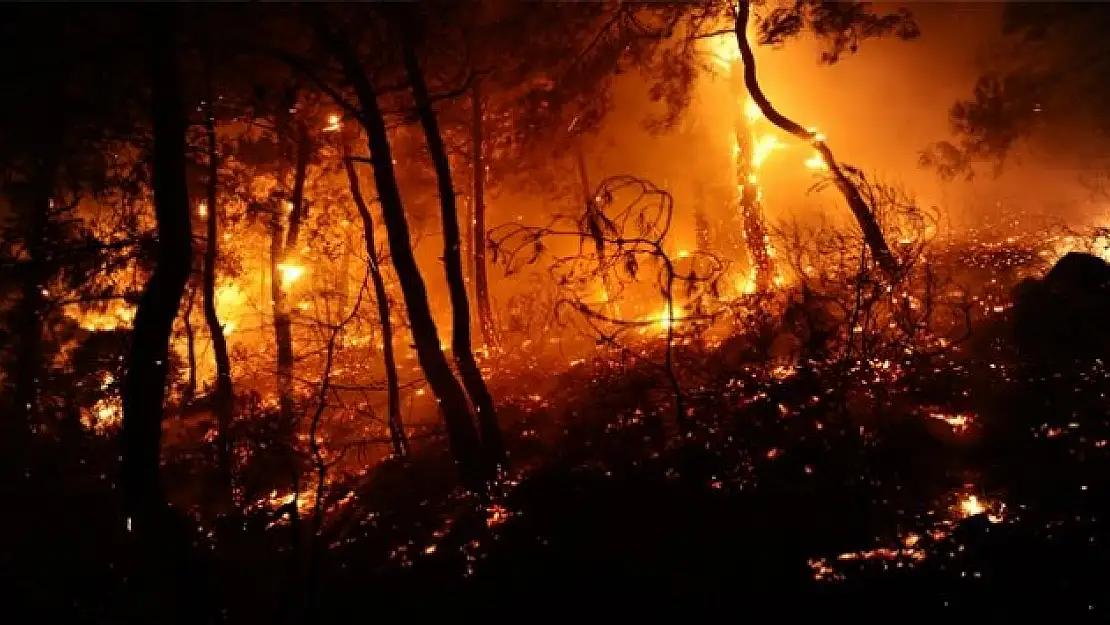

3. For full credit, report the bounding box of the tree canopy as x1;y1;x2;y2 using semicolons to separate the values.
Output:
923;2;1110;179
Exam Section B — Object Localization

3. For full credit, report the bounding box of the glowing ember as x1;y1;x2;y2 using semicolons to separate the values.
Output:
928;411;975;434
196;201;208;217
82;396;122;434
959;494;985;517
954;490;1006;523
324;113;341;132
486;503;511;528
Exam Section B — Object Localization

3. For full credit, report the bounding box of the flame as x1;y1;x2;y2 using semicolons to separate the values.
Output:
751;134;783;170
954;490;1005;523
744;99;762;124
324;113;341;132
958;494;984;517
277;263;306;287
734;271;757;294
196;201;208;218
805;153;828;170
706;33;739;71
77;305;136;332
83;396;122;434
642;303;684;334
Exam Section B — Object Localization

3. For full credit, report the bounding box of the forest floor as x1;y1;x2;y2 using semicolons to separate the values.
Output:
9;312;1110;624
305;340;1110;622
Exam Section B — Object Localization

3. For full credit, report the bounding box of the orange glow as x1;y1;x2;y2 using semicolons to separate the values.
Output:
77;305;136;332
743;98;761;124
805;153;828;170
751;134;783;169
277;262;306;287
958;494;984;517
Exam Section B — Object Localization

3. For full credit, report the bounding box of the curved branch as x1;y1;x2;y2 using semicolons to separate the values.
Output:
733;1;898;280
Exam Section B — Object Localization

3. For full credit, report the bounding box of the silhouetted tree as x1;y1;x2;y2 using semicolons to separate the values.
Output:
730;0;915;280
343;154;410;458
923;2;1110;179
399;6;507;468
121;7;212;624
199;34;235;500
306;4;491;491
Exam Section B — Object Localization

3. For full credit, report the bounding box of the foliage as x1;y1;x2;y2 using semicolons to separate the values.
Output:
922;3;1110;178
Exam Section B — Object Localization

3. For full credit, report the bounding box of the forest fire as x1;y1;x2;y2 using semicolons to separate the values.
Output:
7;1;1110;621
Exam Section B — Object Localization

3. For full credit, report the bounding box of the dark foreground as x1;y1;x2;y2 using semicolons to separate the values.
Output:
7;335;1110;624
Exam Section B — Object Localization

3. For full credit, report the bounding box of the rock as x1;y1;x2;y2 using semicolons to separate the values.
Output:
1012;252;1110;362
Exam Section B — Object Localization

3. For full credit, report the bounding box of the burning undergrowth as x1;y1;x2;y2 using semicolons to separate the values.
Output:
158;220;1102;619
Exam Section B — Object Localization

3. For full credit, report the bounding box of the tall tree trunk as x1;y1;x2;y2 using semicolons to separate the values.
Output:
470;77;498;349
121;8;208;622
201;48;235;502
307;5;489;491
401;12;506;470
122;3;193;539
270;212;293;421
733;2;898;280
734;131;773;291
728;58;774;290
343;157;410;458
575;143;592;210
272;119;310;423
12;154;57;433
183;285;197;405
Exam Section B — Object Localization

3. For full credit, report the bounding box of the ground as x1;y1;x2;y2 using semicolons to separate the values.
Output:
8;284;1110;624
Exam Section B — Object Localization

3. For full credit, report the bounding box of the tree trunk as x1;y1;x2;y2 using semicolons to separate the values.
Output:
728;59;774;291
272;119;310;423
307;5;489;491
183;285;197;405
121;8;209;622
201;48;235;502
12;155;57;433
401;12;506;470
733;2;898;280
735;135;773;291
470;77;498;349
343;156;410;458
270;211;293;421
